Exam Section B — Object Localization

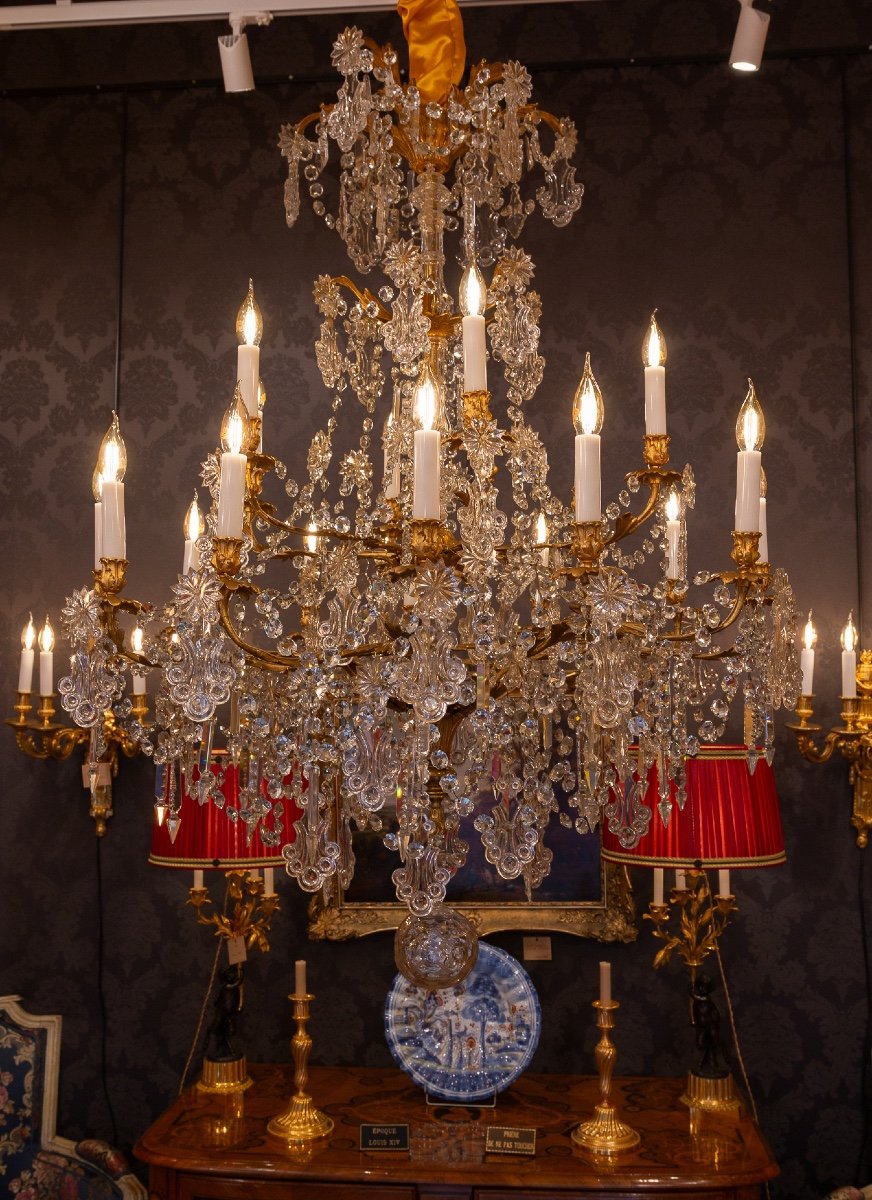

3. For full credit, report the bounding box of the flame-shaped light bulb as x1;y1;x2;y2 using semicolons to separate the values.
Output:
803;611;817;652
220;386;252;454
666;489;680;522
642;310;667;367
414;362;446;432
96;412;127;483
21;614;35;650
131;625;144;656
459;261;487;318
38;616;54;654
842;612;857;654
184;494;203;542
572;352;604;435
736;379;766;452
235;278;263;347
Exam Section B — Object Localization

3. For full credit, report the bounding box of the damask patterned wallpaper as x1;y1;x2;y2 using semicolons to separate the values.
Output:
0;3;870;1195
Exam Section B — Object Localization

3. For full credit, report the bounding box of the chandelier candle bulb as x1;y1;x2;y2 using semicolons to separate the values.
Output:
235;279;263;419
718;869;731;898
801;612;816;694
572;353;604;524
536;512;549;566
18;615;35;693
758;470;769;561
734;380;765;533
93;500;103;568
95;413;127;561
183;495;203;574
653;867;664;906
38;616;54;696
412;367;441;520
295;958;307;996
642;311;667;436
599;961;611;1006
665;490;681;579
460;261;488;393
841;613;857;698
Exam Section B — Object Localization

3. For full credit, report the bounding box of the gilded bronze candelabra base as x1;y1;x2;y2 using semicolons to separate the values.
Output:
198;1056;253;1094
571;1001;639;1157
267;993;334;1144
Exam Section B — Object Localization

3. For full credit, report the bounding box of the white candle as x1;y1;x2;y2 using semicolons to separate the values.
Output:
193;869;204;890
653;868;664;906
94;501;103;568
665;490;681;580
642;312;667;436
413;429;440;519
462;315;487;393
675;868;687;891
38;616;54;696
599;960;611;1006
535;513;549;567
182;495;203;574
800;611;816;695
842;613;857;698
130;626;146;695
216;452;246;538
758;496;768;561
101;480;126;559
383;413;401;500
18;615;35;692
735;450;761;532
718;869;731;898
460;261;488;393
237;349;260;419
295;958;307;996
264;867;275;896
575;434;601;523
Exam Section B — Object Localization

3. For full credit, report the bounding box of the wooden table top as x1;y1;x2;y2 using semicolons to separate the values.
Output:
134;1063;779;1193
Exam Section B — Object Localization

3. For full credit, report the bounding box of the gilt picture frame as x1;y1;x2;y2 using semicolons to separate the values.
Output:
307;788;637;942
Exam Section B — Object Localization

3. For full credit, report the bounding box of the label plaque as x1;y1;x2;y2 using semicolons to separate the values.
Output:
359;1123;410;1151
485;1125;537;1155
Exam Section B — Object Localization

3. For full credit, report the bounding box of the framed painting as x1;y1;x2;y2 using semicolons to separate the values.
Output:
307;786;637;942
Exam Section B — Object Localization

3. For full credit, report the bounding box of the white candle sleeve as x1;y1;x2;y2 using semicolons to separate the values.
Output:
236;345;260;418
94;502;103;568
644;365;666;436
101;480;126;559
295;958;307;995
383;445;401;500
666;519;681;579
735;450;762;532
18;647;34;693
718;869;731;898
599;960;612;1006
183;539;194;575
758;496;769;561
39;649;53;696
675;868;687;891
193;869;204;890
800;648;815;695
842;650;857;698
574;433;601;523
132;670;146;696
653;868;664;906
462;314;487;392
216;452;247;539
413;429;440;520
264;867;275;895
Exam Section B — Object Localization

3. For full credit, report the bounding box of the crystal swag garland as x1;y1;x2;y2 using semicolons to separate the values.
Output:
56;4;800;931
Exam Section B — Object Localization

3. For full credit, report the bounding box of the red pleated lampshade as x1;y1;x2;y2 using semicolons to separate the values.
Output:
600;746;786;869
149;762;299;870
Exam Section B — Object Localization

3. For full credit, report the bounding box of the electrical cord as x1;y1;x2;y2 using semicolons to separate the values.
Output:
94;837;119;1146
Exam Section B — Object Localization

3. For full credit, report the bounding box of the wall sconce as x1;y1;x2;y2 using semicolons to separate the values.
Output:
730;0;771;72
788;612;872;847
218;11;273;93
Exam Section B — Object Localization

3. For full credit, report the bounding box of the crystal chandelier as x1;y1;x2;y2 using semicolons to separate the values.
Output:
44;1;801;928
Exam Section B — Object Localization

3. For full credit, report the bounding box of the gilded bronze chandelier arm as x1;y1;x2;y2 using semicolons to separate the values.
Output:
9;724;90;760
247;495;402;557
333;275;391;322
605;468;682;547
788;727;851;765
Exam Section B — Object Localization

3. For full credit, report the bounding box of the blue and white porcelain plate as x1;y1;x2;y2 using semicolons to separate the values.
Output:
384;941;541;1102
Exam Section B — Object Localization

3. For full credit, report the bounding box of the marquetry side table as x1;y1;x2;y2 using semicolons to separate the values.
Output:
135;1064;778;1200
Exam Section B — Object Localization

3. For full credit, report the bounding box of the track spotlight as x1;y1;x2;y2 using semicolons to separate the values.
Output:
218;12;272;93
730;0;770;72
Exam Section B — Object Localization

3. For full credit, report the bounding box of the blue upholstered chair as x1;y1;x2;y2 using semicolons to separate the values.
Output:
0;995;146;1200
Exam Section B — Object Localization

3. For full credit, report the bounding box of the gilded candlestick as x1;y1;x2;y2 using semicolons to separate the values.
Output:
571;1000;639;1156
267;992;334;1143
